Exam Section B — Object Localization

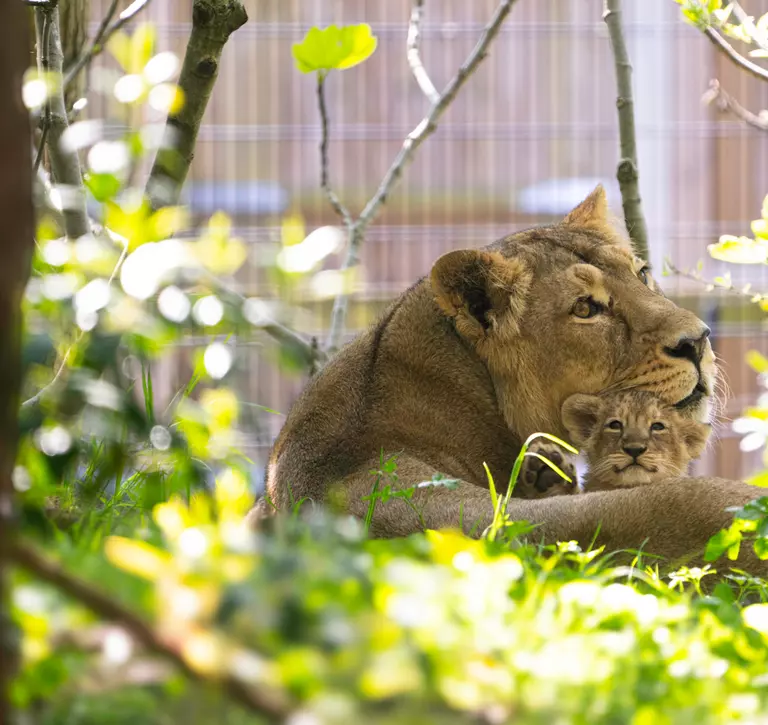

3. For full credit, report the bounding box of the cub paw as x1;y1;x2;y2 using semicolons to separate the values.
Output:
515;441;577;499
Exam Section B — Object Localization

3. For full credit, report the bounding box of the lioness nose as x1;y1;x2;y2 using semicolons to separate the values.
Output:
623;445;647;460
664;326;710;365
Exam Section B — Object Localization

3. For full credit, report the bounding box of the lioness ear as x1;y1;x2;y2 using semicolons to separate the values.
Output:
561;394;603;446
682;421;712;460
430;249;531;341
561;184;610;232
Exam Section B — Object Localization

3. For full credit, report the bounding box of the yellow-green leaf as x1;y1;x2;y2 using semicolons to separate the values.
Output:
708;235;768;264
336;24;378;70
105;536;172;580
107;31;132;72
291;24;377;74
130;24;157;75
746;350;768;374
281;211;306;247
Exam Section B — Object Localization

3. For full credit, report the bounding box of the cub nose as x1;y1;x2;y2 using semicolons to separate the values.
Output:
664;325;710;365
623;445;647;461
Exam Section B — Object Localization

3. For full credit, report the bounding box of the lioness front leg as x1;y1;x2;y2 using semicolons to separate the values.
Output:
515;440;577;499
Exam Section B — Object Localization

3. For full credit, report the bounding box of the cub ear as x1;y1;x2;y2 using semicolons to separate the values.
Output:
561;394;604;446
430;249;531;342
682;421;712;460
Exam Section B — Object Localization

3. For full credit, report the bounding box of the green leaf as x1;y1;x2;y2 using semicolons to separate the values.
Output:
292;24;377;74
84;172;121;203
748;470;768;488
704;524;742;562
755;538;768;559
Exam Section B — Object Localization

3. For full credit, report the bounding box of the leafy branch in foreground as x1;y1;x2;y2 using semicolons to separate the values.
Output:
292;0;520;354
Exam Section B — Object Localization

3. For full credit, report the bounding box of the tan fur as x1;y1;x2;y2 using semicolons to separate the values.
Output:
249;185;764;571
562;390;711;491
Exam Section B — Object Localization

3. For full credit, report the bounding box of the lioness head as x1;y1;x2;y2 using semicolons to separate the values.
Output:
561;390;711;490
430;185;716;440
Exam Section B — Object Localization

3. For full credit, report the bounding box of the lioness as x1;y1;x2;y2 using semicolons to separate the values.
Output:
251;185;762;569
561;390;711;492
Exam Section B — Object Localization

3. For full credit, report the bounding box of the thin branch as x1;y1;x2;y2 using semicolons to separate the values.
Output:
11;539;290;722
704;78;768;131
406;0;439;104
325;0;518;354
316;73;353;227
145;0;247;210
35;5;90;240
33;8;53;174
663;258;767;304
603;0;650;262
704;25;768;83
63;0;152;91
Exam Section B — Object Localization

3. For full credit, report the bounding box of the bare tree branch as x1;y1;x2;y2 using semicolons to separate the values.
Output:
11;539;291;722
704;78;768;130
603;0;650;262
407;0;439;104
325;0;518;354
316;73;353;227
64;0;153;91
704;25;768;83
35;5;90;240
145;0;247;210
0;1;37;718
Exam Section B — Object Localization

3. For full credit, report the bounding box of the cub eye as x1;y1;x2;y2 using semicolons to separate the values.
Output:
572;297;603;319
606;420;623;431
650;422;666;432
638;267;650;286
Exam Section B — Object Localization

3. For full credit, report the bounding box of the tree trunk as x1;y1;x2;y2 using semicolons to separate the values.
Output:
0;1;36;721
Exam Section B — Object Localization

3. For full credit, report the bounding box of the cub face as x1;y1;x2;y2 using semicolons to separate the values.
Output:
561;390;711;491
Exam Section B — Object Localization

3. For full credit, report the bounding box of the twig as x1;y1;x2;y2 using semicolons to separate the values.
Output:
406;0;439;104
33;8;53;174
0;0;37;718
704;78;768;131
603;0;650;262
35;5;90;240
64;0;152;91
704;25;768;83
325;0;518;353
11;539;290;722
664;258;767;303
145;0;248;210
316;74;353;227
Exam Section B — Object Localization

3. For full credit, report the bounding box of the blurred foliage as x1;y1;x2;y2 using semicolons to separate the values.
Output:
13;13;768;725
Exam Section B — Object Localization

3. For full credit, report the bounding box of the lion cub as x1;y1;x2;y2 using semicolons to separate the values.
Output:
561;390;711;492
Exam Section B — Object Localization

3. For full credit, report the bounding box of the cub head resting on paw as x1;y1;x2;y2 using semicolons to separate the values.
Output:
561;390;711;492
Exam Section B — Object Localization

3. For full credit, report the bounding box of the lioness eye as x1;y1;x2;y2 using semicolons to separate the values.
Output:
606;420;623;431
638;267;650;285
572;297;602;319
651;422;666;432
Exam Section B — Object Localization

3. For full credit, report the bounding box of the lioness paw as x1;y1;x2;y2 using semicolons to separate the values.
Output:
515;441;577;499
